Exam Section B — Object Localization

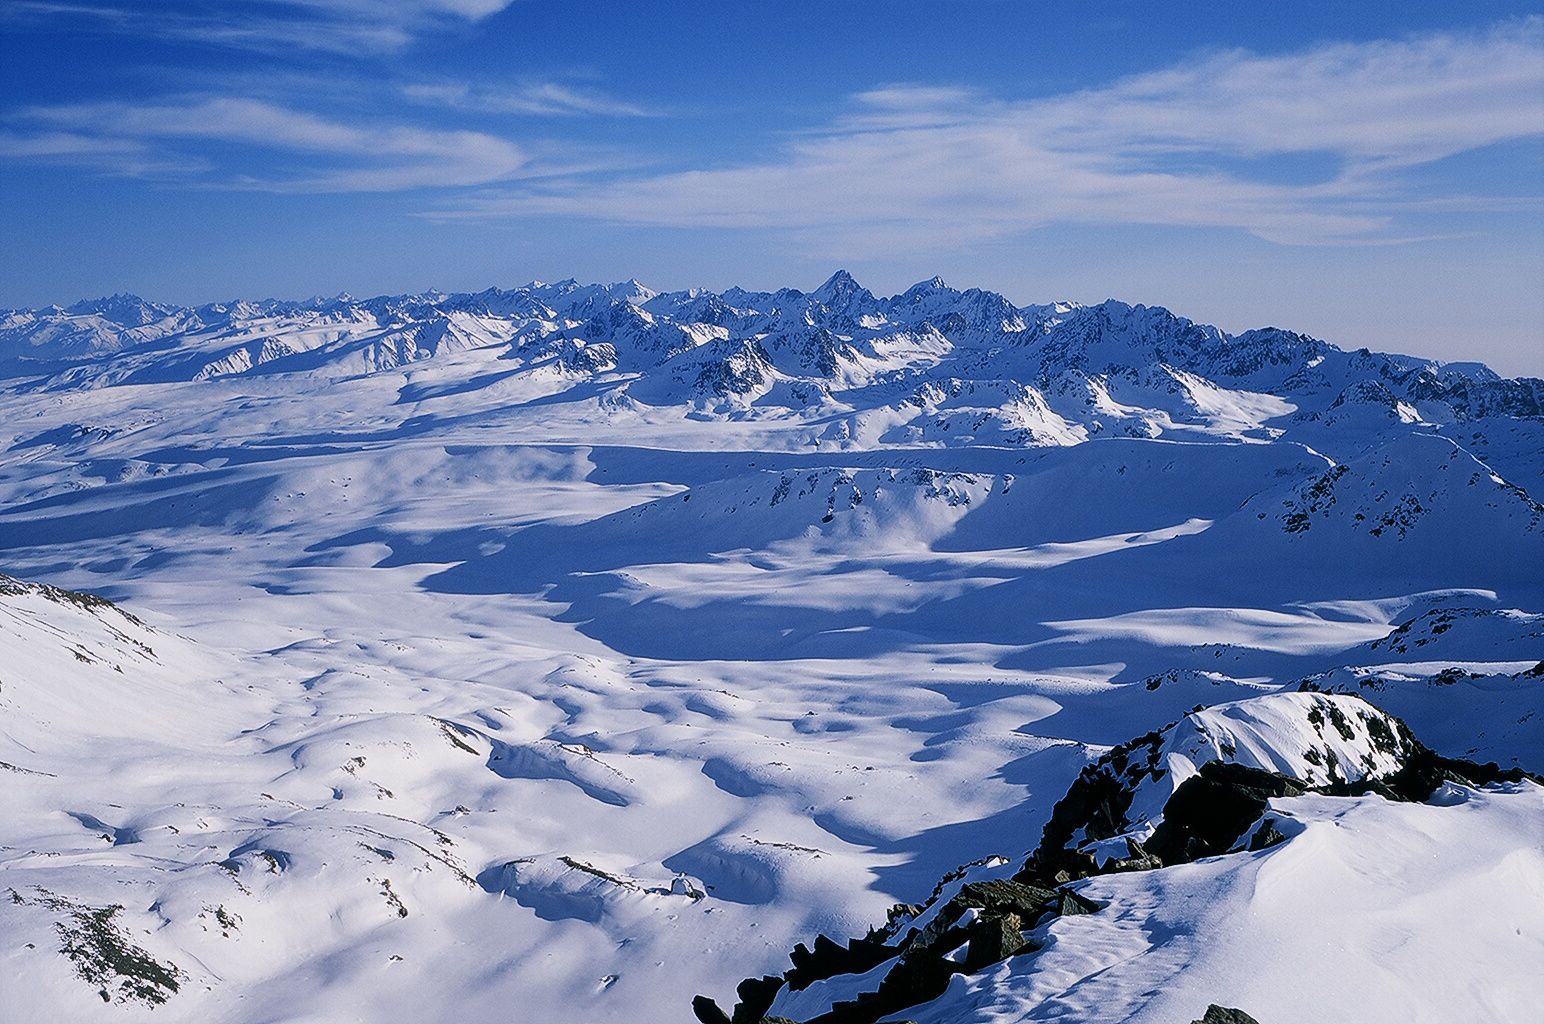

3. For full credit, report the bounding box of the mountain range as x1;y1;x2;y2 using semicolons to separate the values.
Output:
5;272;1539;437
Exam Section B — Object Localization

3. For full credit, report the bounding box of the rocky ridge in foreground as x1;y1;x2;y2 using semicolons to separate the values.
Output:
699;691;1542;1024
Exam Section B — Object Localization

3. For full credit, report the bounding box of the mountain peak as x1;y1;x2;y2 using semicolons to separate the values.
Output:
896;276;953;300
64;293;171;327
811;269;873;309
607;279;657;305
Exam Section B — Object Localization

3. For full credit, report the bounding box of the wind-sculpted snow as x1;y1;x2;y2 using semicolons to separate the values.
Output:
0;272;1540;1022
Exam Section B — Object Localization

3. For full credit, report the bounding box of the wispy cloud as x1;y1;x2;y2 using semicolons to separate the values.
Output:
1031;21;1544;171
443;19;1544;248
4;98;528;190
402;82;657;118
0;128;215;179
5;18;1538;232
3;0;520;53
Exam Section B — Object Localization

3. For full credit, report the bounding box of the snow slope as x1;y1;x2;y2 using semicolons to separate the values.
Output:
0;273;1539;1023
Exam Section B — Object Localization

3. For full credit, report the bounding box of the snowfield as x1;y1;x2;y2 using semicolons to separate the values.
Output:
0;274;1540;1023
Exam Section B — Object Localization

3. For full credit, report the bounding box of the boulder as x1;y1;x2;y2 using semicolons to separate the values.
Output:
1057;889;1102;916
1247;818;1287;851
730;975;784;1024
1190;1005;1261;1024
955;878;1056;918
962;912;1028;972
1147;761;1305;864
785;932;897;992
692;994;732;1024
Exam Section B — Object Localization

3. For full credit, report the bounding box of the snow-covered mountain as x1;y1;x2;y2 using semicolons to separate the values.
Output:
0;273;1539;1023
6;272;1538;450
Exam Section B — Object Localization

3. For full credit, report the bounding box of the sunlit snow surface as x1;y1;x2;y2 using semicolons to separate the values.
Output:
0;283;1541;1022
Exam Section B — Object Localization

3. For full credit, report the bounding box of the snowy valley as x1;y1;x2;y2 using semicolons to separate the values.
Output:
0;273;1540;1023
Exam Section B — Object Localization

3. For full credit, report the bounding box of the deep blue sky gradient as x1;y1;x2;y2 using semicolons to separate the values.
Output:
2;1;1541;373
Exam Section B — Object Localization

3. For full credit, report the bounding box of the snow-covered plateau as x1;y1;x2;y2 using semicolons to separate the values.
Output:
0;273;1540;1023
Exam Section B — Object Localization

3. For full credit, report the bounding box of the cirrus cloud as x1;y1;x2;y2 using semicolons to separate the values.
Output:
401;82;658;119
4;98;529;191
443;19;1544;249
2;0;521;53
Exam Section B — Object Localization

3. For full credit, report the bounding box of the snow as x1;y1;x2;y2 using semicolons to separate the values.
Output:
912;784;1544;1024
0;274;1539;1023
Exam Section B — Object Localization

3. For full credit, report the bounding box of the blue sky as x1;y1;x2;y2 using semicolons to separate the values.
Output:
2;1;1541;374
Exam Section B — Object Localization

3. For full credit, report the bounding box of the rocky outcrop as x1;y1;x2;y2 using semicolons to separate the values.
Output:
1190;1006;1261;1024
690;873;1104;1024
1017;693;1537;887
699;693;1540;1024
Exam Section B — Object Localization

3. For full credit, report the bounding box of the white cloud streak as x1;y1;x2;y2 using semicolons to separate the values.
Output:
5;99;528;190
1034;23;1544;169
3;18;1538;231
4;0;520;53
449;19;1544;248
401;82;657;119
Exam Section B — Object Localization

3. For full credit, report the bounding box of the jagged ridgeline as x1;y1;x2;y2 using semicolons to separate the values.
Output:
3;273;1540;454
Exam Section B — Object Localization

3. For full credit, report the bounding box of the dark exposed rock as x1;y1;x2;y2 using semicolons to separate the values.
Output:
693;339;774;396
785;933;897;993
1057;889;1102;916
24;890;183;1007
1015;846;1098;888
895;916;968;963
1322;744;1542;803
1247;818;1287;851
745;881;1071;1023
1191;1004;1262;1024
1033;729;1167;858
559;339;616;373
1020;697;1500;889
962;912;1029;972
1147;762;1305;864
1403;374;1544;420
692;994;732;1024
1106;836;1165;872
821;952;953;1024
731;975;785;1024
956;878;1056;918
